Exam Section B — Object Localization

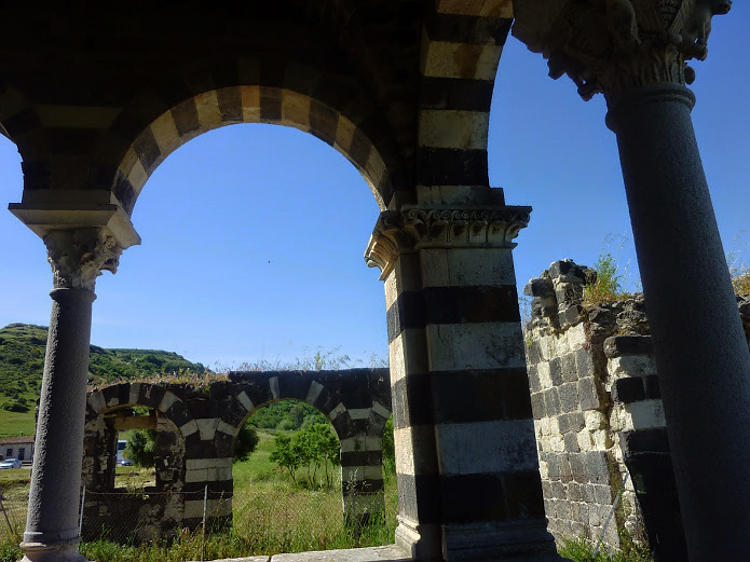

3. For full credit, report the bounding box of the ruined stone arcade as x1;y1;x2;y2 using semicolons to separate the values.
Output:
1;2;748;561
82;370;391;541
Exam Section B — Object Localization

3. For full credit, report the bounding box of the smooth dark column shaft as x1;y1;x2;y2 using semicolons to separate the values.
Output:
22;288;95;562
607;84;750;560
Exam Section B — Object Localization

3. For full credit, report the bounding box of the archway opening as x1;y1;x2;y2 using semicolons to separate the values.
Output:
230;397;345;550
108;122;391;555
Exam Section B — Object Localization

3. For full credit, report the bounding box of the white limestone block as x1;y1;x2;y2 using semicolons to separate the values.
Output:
567;323;588;350
585;411;607;431
196;418;219;441
435;419;537;475
608;355;656;379
419;248;515;287
627;399;667;430
538;362;552;389
158;391;178;414
305;381;324;406
577;429;593;451
426;322;524;371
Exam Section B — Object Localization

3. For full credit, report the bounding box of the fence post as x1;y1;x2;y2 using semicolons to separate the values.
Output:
0;490;14;536
78;485;86;538
202;484;208;562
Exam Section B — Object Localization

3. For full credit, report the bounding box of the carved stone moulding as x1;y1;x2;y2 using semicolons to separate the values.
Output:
364;205;531;280
9;200;141;291
512;0;732;103
44;228;123;291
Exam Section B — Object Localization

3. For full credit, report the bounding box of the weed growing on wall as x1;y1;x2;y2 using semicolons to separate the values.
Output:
559;537;652;562
583;253;628;304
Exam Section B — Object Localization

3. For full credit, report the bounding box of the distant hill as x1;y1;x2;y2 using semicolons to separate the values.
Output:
0;323;206;436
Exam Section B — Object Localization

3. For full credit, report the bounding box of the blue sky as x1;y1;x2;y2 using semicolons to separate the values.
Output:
1;9;748;369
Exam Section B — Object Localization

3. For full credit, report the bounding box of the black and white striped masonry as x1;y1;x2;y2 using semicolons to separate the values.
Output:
82;371;391;541
365;200;560;560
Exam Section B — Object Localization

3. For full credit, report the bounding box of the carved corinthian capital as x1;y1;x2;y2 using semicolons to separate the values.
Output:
364;206;531;280
512;0;732;103
44;228;122;291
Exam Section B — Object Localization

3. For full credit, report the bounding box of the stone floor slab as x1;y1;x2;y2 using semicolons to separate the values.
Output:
200;555;270;562
269;545;411;561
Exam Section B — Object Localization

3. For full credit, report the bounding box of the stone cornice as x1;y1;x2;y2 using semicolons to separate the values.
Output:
365;206;531;280
512;0;731;104
44;228;122;291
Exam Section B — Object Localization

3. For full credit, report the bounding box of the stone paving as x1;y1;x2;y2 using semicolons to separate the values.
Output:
203;545;411;562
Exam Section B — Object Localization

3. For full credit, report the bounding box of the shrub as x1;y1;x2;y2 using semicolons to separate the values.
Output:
233;424;259;463
5;399;29;413
124;430;155;467
584;253;626;304
732;269;750;296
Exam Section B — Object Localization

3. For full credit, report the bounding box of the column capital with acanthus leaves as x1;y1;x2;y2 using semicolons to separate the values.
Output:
512;0;732;104
44;228;122;291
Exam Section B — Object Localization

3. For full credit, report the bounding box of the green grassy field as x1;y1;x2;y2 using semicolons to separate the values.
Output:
0;411;34;439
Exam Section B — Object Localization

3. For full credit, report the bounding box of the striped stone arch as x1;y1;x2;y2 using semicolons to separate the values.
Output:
108;83;392;216
83;382;199;541
415;0;514;193
215;371;392;525
0;85;32;142
86;382;196;440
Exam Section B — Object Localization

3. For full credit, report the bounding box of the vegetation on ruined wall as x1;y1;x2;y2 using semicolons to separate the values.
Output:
229;346;387;373
583;253;628;305
731;267;750;296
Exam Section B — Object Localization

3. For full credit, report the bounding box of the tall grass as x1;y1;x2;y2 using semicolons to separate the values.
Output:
559;537;651;562
1;429;398;562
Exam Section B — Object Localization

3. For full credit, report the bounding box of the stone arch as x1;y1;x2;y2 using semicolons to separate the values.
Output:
84;383;194;491
211;370;393;526
102;72;398;216
83;382;195;542
86;382;196;441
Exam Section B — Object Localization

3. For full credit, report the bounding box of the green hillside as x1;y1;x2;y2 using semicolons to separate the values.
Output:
0;323;206;438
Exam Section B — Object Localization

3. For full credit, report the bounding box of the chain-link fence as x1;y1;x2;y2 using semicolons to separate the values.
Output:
2;474;398;561
81;486;232;544
0;487;26;545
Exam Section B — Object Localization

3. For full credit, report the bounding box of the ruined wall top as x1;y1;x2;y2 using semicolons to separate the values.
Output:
524;258;750;345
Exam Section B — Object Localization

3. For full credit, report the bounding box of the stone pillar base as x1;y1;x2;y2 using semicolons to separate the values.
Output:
395;517;442;561
20;539;87;562
441;520;563;561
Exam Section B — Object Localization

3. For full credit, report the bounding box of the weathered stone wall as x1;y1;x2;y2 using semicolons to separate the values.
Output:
81;369;391;542
524;259;750;556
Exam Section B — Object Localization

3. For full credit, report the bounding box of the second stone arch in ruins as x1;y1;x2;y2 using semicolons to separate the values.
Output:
81;369;391;541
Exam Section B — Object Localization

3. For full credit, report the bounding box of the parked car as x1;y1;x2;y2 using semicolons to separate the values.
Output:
119;458;133;466
0;458;22;469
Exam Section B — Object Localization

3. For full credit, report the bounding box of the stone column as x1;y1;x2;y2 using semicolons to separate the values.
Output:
21;228;122;562
513;2;750;559
367;220;443;560
366;201;560;561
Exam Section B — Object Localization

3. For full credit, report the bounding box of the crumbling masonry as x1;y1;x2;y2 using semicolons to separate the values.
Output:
81;370;391;542
524;259;750;558
4;2;749;560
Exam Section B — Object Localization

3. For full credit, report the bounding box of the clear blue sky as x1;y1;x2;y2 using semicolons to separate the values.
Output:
1;9;748;370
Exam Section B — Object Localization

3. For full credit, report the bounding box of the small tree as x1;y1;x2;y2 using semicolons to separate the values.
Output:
295;423;340;488
124;430;155;467
270;423;340;488
233;424;259;463
269;434;303;484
